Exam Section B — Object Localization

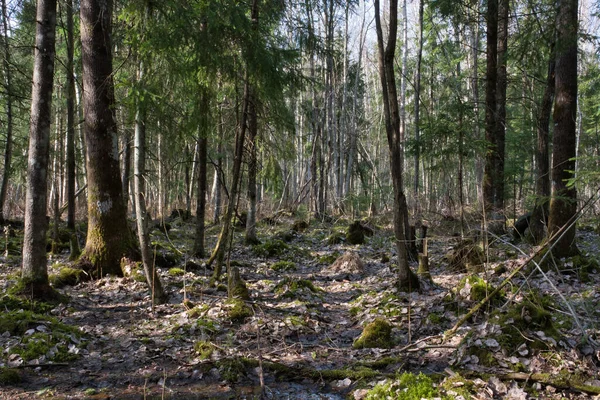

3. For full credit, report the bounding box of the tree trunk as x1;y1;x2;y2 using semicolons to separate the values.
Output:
530;56;555;243
132;4;166;304
548;0;578;257
121;132;131;215
413;0;424;210
212;107;223;224
245;90;259;244
79;0;135;277
65;0;76;229
0;0;13;224
494;0;508;212
21;0;57;298
374;0;419;292
483;0;498;212
194;92;209;257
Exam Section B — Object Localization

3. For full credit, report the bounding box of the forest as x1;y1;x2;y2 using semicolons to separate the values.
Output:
0;0;599;398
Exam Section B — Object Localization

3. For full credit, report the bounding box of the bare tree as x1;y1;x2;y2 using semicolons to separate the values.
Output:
21;0;58;298
374;0;419;291
0;0;14;223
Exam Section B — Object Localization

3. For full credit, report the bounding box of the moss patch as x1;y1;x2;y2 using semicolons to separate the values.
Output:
447;239;484;273
456;275;503;305
252;239;288;258
226;298;252;323
168;267;185;276
49;266;85;288
365;372;439;399
270;261;296;272
0;310;83;362
274;277;321;299
353;318;393;349
193;340;215;360
0;367;21;385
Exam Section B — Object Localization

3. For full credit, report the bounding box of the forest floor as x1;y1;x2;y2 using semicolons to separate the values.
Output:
1;212;600;399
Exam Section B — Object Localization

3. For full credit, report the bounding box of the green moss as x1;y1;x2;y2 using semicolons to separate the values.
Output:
270;261;297;272
327;231;345;245
467;346;497;367
226;298;252;322
252;239;288;258
49;266;85;288
168;267;185;276
274;277;321;298
195;318;219;335
456;276;503;305
228;267;250;300
439;373;474;399
194;340;215;360
353;318;393;349
0;294;53;314
8;278;68;303
318;253;339;264
0;367;21;385
0;310;83;362
365;372;439;399
218;357;246;382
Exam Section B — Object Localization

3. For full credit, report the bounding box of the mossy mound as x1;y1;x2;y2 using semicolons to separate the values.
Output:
365;372;438;399
0;309;83;362
226;298;252;323
270;261;296;272
0;367;21;385
252;239;288;258
493;297;559;351
228;267;250;300
346;221;365;245
193;340;215;360
446;239;485;273
291;220;309;232
274;277;321;299
168;267;185;276
327;231;345;245
353;318;393;349
456;275;503;305
9;278;68;303
49;266;86;288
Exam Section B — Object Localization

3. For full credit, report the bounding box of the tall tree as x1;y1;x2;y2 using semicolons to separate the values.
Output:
133;2;167;304
245;89;259;244
482;0;498;215
65;0;76;229
530;55;555;243
494;0;508;212
0;0;13;223
374;0;419;291
79;0;135;276
21;0;58;297
207;0;258;280
548;0;578;257
193;90;209;257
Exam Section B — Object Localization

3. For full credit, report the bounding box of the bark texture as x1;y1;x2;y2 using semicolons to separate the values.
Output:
22;0;57;293
194;92;209;257
483;0;498;211
80;0;134;277
548;0;578;257
374;0;419;291
529;56;555;243
0;0;13;223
